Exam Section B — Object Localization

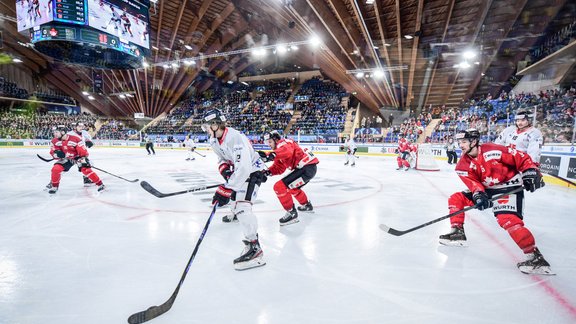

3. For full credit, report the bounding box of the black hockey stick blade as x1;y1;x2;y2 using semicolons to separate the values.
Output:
140;181;221;198
37;154;54;162
91;166;139;183
127;203;219;324
380;187;524;236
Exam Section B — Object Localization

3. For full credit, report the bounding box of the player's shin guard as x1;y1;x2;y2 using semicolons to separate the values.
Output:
447;192;473;227
497;214;535;253
50;164;65;188
273;180;295;211
81;167;103;186
289;188;309;206
396;157;403;169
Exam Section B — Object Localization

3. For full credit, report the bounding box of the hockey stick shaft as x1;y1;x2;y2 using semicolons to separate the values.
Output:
91;166;139;183
127;203;219;324
140;181;221;198
380;187;524;236
37;154;54;162
193;150;206;157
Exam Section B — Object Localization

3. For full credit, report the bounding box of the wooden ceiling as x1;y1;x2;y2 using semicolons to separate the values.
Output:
0;0;573;117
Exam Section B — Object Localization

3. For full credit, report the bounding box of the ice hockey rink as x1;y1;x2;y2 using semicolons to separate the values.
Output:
1;147;575;324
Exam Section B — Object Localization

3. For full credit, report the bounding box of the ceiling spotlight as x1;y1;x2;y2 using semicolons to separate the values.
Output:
355;72;364;78
252;48;266;57
276;44;287;54
290;45;298;51
463;50;477;59
404;35;413;40
171;63;179;68
162;64;169;68
87;95;95;100
309;35;321;47
119;94;126;99
474;61;480;65
184;60;195;66
373;69;384;79
12;58;23;63
459;62;471;69
82;91;89;96
184;45;193;50
142;61;149;68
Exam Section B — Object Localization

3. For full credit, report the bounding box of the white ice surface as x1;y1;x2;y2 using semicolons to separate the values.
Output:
0;147;575;324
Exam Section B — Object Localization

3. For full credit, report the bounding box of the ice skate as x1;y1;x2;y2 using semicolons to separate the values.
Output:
517;248;555;275
344;162;349;166
97;184;106;192
83;176;93;187
351;163;355;167
297;201;314;213
234;238;266;271
48;186;58;194
279;207;299;226
439;226;467;247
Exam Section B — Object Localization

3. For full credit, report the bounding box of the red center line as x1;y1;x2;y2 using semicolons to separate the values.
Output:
417;170;576;320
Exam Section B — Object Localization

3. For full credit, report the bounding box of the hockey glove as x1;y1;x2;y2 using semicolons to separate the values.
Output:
54;150;66;159
472;191;492;210
219;163;233;181
522;168;545;192
212;185;232;206
86;140;94;148
353;148;357;155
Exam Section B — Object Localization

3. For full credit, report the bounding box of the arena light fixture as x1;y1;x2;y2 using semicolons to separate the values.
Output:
87;95;95;100
12;58;22;63
82;91;90;96
355;72;364;78
404;35;414;40
463;50;477;59
373;69;385;79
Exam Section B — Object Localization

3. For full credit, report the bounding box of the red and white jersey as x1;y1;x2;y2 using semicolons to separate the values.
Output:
397;138;410;153
62;131;89;159
455;143;537;193
49;137;65;159
268;138;319;176
494;126;543;164
409;143;418;153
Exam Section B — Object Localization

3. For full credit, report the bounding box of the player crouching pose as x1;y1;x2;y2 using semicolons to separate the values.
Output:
396;134;411;171
46;126;105;194
258;130;319;226
439;129;552;275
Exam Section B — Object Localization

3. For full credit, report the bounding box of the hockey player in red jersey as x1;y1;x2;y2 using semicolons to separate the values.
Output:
45;126;75;193
258;130;319;226
48;126;105;194
440;129;552;275
396;134;411;171
72;122;95;186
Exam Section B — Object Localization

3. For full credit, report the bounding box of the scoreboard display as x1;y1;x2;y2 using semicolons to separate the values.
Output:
18;0;149;67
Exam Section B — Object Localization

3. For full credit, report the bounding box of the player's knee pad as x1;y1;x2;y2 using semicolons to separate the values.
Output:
273;180;289;197
497;214;535;252
448;192;473;225
52;164;65;173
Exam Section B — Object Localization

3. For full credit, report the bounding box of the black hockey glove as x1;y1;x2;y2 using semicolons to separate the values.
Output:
522;168;545;192
472;191;492;211
86;140;94;148
54;150;65;159
212;185;232;206
353;148;357;155
218;163;233;181
257;151;275;162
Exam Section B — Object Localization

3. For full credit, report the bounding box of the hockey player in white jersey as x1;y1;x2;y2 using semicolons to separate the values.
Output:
495;108;543;164
201;109;267;271
72;122;95;186
183;135;196;161
342;136;357;167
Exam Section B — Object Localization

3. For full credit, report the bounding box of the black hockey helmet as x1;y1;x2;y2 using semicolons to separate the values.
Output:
455;128;480;141
52;125;67;135
201;109;226;131
263;130;282;141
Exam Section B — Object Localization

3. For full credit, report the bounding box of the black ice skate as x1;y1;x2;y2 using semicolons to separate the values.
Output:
222;213;238;223
297;201;314;213
48;186;58;194
351;163;355;167
97;184;106;192
233;238;266;271
439;225;467;247
344;162;349;166
517;247;555;275
83;176;93;187
45;182;53;190
279;207;299;226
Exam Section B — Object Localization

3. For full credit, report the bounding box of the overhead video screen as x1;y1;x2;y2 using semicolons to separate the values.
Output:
16;0;56;31
87;0;149;49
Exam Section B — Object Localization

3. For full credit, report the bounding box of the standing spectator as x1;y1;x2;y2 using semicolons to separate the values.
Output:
444;137;458;164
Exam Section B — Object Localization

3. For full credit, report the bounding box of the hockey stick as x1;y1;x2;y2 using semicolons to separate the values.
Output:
37;154;54;162
193;150;206;158
140;181;221;198
379;187;524;236
127;203;219;324
90;166;139;183
37;154;138;183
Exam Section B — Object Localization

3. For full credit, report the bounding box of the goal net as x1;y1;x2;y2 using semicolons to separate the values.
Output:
415;144;440;171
